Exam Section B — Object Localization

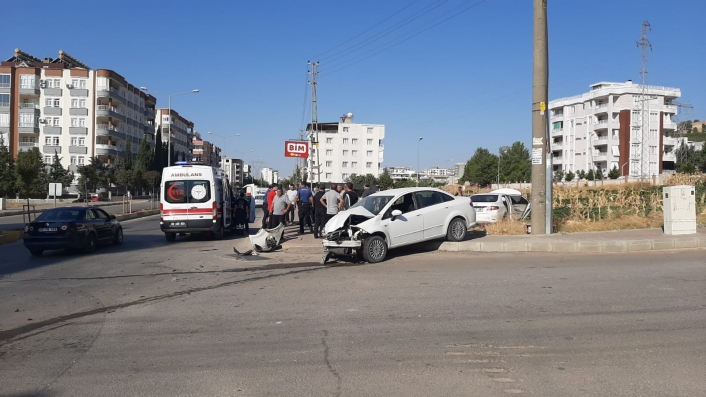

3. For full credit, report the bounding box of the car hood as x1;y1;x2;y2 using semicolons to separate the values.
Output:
324;206;375;233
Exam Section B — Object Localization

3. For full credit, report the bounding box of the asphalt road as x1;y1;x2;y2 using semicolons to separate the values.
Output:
0;200;155;231
0;216;704;397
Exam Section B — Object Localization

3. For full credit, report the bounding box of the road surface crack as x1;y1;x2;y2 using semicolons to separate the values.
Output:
322;330;342;397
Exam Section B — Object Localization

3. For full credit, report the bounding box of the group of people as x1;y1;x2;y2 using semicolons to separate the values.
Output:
260;181;375;238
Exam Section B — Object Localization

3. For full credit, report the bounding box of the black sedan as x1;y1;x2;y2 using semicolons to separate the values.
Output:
24;207;123;256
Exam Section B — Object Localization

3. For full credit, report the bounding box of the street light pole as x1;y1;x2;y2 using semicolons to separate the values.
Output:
417;137;423;187
139;87;199;167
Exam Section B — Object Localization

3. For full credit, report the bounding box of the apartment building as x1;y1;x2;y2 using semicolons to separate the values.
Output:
261;167;278;185
0;49;157;180
306;113;385;183
155;108;194;163
191;132;220;167
221;156;243;186
385;166;415;181
548;80;681;177
243;164;252;182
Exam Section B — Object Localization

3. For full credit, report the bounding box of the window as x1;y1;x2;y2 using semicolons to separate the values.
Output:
71;118;78;127
366;162;372;168
162;116;170;123
53;98;60;107
325;173;332;179
45;98;52;107
343;127;349;132
366;150;373;157
367;127;373;134
78;157;85;165
649;162;658;175
70;156;77;164
78;138;85;146
351;138;358;145
71;137;77;146
0;74;10;88
632;110;640;121
71;79;87;89
342;150;348;156
649;129;657;138
45;137;59;146
414;191;444;209
0;113;9;127
352;150;358;156
325;149;332;156
367;139;373;145
325;161;332;167
342;161;348;168
351;162;357;168
384;193;417;219
650;112;658;122
326;138;333;144
164;180;211;204
0;93;9;108
44;155;52;163
569;105;575;114
79;118;86;127
51;117;60;126
343;138;349;144
342;173;348;180
20;75;35;88
649;145;657;155
71;99;86;108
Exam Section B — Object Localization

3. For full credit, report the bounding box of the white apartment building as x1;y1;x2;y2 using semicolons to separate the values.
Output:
261;167;277;185
1;49;158;191
155;108;194;163
306;113;385;183
385;166;415;181
548;80;681;177
220;156;243;186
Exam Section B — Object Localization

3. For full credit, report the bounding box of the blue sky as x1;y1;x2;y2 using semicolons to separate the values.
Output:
3;0;705;177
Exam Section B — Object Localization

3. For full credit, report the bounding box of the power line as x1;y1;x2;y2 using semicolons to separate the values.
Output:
320;0;450;64
320;0;490;77
312;0;423;60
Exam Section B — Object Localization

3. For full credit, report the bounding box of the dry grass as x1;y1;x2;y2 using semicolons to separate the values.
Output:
663;173;706;186
557;212;663;233
473;219;528;236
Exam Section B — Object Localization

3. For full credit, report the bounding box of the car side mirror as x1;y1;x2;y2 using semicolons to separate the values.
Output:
110;215;116;220
391;209;402;220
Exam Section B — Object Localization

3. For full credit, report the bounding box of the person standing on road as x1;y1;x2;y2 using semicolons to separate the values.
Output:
285;185;298;226
296;181;314;235
269;187;290;228
339;182;359;211
264;183;277;229
261;185;272;229
322;183;340;225
361;183;374;198
313;184;327;238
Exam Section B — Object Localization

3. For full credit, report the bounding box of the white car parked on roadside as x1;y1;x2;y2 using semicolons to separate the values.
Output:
471;188;530;223
322;187;476;263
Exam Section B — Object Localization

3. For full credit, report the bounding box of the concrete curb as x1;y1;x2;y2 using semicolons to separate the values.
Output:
426;235;706;253
0;202;124;218
0;210;160;245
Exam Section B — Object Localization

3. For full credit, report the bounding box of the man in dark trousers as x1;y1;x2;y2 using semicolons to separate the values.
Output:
261;185;272;229
313;184;327;238
295;181;314;235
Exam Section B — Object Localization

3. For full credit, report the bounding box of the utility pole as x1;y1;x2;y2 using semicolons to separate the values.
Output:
307;61;321;186
637;21;652;180
530;0;548;235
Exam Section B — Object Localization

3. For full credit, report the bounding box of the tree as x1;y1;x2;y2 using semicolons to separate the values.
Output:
124;140;133;171
48;152;74;190
586;169;595;181
675;141;697;174
0;136;15;197
143;170;161;199
553;169;565;183
348;173;365;185
377;169;393;190
363;174;378;186
77;157;110;194
595;168;604;180
136;137;153;173
565;171;575;182
608;166;620;179
499;141;531;182
577;170;586;179
153;126;164;171
461;148;498;187
15;148;48;198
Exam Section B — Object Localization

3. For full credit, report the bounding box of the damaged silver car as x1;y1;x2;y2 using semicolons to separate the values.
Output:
321;187;476;264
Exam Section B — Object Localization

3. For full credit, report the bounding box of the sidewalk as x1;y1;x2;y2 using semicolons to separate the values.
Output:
280;225;706;254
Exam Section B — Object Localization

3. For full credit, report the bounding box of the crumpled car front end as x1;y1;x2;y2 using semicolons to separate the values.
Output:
321;207;376;262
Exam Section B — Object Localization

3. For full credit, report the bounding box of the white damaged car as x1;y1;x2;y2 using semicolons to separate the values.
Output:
321;187;476;264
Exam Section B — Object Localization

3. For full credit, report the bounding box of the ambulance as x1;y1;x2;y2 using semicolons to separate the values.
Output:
159;162;234;242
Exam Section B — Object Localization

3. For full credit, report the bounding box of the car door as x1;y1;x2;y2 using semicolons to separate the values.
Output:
381;193;424;247
94;208;115;241
413;190;447;239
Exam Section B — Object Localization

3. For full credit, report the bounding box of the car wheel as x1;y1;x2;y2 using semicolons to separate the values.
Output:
212;227;224;240
29;249;43;257
113;228;124;245
165;232;176;242
362;236;388;263
447;218;467;242
83;233;97;253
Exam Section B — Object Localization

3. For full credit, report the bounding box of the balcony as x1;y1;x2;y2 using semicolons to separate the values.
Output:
96;105;126;122
19;103;40;115
593;120;609;131
69;107;89;116
69;146;88;155
44;126;62;135
663;104;677;113
551;113;564;121
44;87;62;97
592;152;608;162
592;135;608;145
18;122;39;134
550;141;563;151
551;156;563;164
594;104;609;114
146;107;155;118
18;142;38;152
20;83;40;96
95;144;124;156
663;120;676;130
70;88;89;97
96;87;124;103
43;145;62;154
663;152;676;162
96;124;126;140
551;128;563;137
69;127;88;135
0;82;10;92
43;107;62;116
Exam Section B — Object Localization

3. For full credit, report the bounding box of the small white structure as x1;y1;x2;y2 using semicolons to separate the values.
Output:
663;185;696;235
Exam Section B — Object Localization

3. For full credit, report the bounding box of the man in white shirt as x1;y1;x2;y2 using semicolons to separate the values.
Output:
321;183;340;225
285;185;298;226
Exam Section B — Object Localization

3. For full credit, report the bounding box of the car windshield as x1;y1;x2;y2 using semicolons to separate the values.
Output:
471;194;499;203
349;195;394;216
35;208;84;221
